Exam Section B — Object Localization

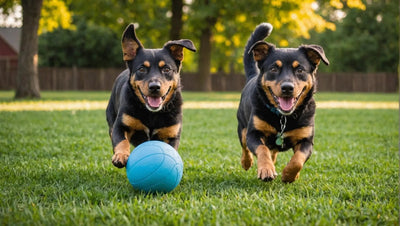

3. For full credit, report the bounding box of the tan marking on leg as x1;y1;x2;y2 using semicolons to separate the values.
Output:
112;133;131;168
153;123;181;143
284;126;313;144
122;114;149;135
255;145;277;181
241;147;253;170
271;150;278;164
240;128;253;170
253;115;277;135
281;148;307;183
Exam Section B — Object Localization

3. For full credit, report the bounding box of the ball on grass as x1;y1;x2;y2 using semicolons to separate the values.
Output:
126;140;183;193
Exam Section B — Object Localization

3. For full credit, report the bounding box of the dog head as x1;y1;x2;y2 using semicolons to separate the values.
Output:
121;24;196;112
250;41;329;115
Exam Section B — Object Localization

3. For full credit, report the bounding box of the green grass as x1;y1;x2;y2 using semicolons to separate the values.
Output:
0;91;398;225
0;90;398;102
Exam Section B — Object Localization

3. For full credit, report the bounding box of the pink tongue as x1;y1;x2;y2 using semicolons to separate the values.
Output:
147;97;162;108
278;97;295;111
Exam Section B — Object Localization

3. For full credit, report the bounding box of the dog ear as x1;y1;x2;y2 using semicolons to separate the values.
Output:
121;23;143;61
300;44;330;66
163;39;197;62
249;41;275;63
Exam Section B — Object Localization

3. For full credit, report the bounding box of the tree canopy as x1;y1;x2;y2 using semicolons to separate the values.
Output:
307;0;399;73
2;0;398;92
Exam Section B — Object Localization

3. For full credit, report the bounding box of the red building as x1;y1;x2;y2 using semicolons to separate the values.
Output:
0;27;20;89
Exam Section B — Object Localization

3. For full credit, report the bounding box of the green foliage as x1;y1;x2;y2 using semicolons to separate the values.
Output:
0;91;398;225
38;19;123;68
184;0;341;73
62;0;366;73
69;0;171;48
307;0;399;72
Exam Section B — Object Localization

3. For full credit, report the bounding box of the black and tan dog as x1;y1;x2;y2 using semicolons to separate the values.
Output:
106;24;196;168
237;23;329;183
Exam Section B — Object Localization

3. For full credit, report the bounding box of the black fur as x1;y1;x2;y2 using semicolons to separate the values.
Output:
106;24;196;168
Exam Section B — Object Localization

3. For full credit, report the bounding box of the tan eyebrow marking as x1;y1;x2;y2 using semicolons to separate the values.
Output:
158;60;165;68
143;61;150;67
275;60;282;67
292;60;299;68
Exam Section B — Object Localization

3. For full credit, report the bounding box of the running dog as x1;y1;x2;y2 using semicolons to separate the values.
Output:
106;24;196;168
237;23;329;182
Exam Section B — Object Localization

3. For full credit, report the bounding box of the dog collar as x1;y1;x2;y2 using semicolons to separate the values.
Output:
265;103;280;116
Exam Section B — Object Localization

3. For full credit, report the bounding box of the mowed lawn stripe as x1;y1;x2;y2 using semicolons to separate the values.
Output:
0;100;398;111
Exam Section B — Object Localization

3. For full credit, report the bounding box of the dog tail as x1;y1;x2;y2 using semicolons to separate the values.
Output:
243;23;273;82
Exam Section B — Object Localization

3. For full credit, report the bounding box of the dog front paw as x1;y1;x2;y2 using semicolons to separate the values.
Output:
257;165;277;182
112;152;129;168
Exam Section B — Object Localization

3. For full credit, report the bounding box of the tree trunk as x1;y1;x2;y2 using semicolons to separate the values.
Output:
170;0;183;40
15;0;43;99
197;25;213;91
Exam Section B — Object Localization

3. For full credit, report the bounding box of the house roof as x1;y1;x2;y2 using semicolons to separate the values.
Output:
0;27;21;53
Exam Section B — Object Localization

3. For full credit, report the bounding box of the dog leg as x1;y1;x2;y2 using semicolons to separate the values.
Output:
112;137;130;168
271;150;278;164
282;142;312;183
240;128;253;170
241;147;253;170
111;122;132;168
255;145;277;181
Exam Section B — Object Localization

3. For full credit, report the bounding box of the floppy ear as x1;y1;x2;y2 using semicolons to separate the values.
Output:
163;39;197;62
300;44;330;66
249;41;275;63
121;23;143;61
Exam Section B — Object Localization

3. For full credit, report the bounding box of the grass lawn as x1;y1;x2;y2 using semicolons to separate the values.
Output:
0;91;398;225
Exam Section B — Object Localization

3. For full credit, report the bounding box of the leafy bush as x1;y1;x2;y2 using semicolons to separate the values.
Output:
39;19;124;68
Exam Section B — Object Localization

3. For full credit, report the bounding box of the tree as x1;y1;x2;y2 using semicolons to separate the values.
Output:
185;0;344;91
1;0;73;98
15;0;43;99
308;0;399;72
170;0;183;40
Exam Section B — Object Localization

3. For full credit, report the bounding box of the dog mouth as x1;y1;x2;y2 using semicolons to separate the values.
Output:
139;87;171;112
268;87;304;115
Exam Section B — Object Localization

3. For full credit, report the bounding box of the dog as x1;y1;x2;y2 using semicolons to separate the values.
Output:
237;23;329;183
106;24;196;168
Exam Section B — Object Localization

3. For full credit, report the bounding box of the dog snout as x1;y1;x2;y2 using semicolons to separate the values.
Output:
149;81;161;93
281;82;294;96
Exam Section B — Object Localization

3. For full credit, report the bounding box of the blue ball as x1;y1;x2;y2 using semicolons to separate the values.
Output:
126;141;183;193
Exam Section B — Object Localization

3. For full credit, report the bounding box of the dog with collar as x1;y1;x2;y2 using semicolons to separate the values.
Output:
106;24;196;168
237;23;329;182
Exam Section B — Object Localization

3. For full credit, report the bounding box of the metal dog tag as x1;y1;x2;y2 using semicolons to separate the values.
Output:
276;132;283;147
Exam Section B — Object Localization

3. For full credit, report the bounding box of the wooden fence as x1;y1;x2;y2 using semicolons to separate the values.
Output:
0;65;398;92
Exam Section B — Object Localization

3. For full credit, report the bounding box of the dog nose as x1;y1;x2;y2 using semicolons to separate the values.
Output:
149;81;161;93
281;82;294;95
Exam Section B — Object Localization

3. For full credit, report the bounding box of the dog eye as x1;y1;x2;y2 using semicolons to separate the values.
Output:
137;67;147;74
295;68;304;74
162;67;171;73
269;67;279;73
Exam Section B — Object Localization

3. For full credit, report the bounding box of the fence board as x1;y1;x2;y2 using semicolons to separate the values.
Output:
0;64;398;92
